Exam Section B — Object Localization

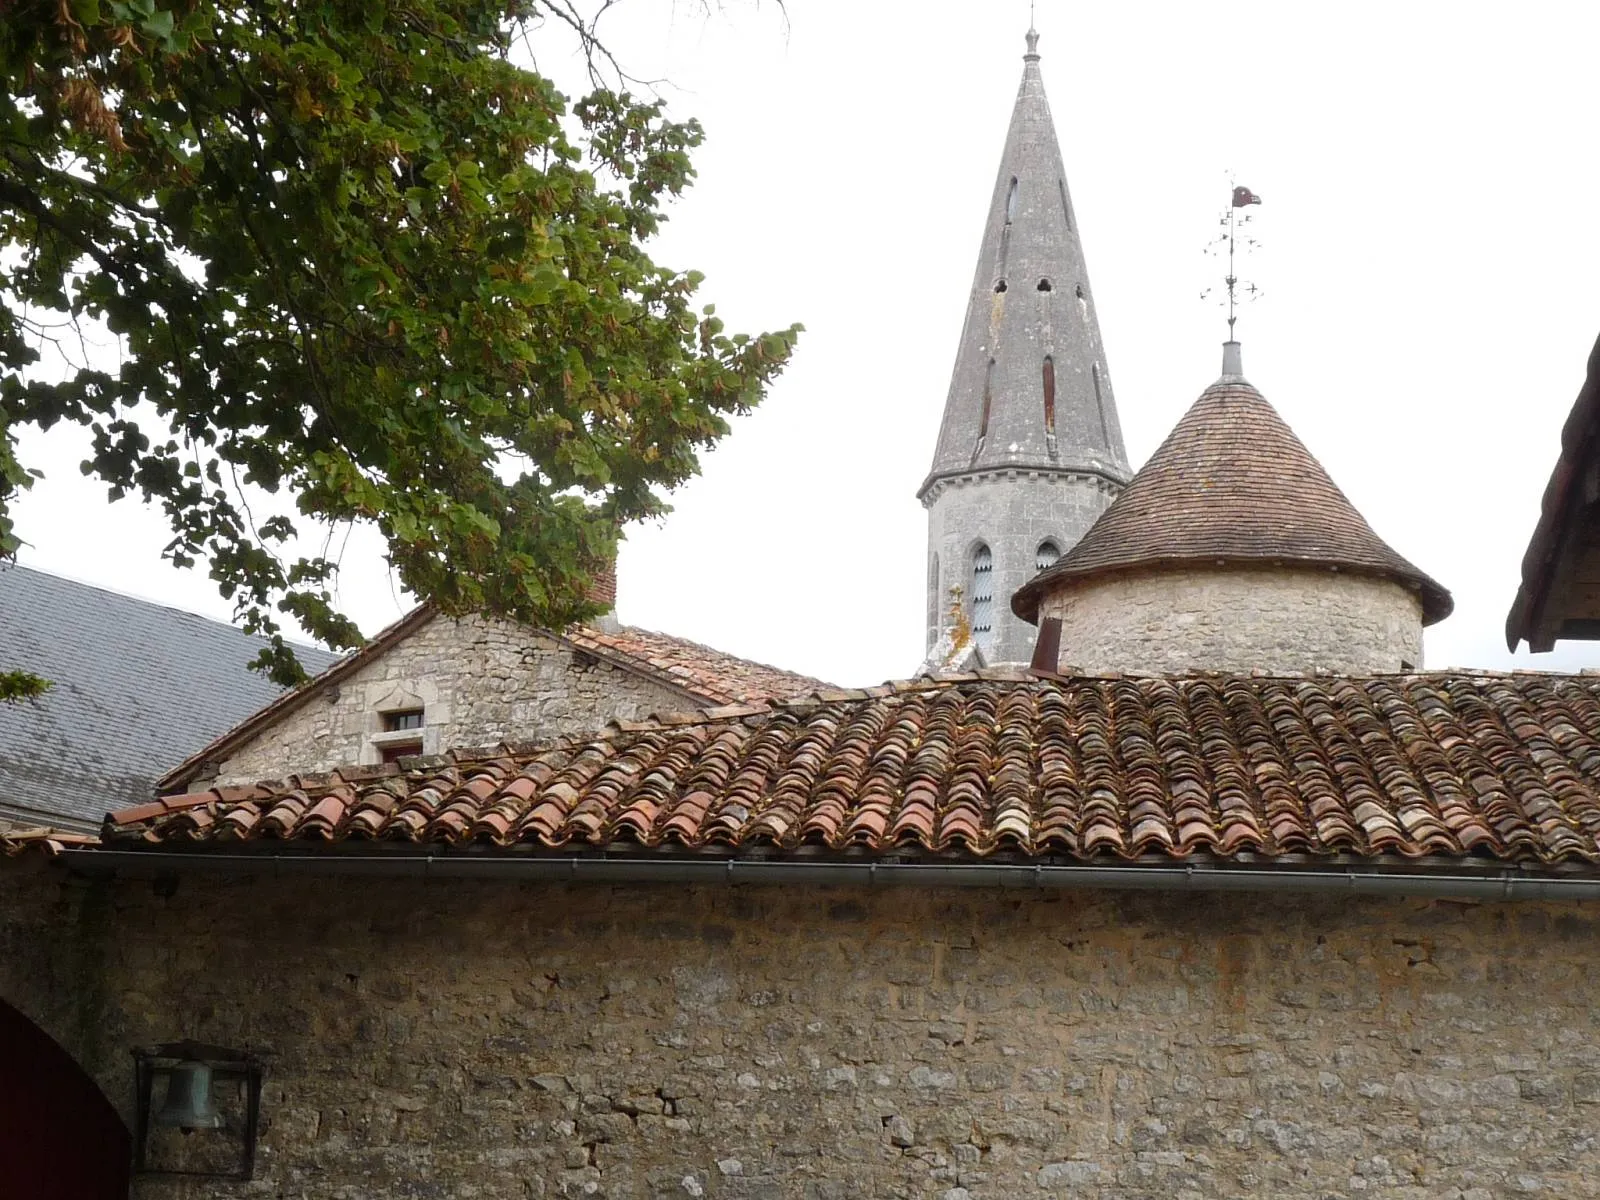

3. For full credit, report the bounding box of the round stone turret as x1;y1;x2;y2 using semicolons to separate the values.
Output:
1012;346;1452;675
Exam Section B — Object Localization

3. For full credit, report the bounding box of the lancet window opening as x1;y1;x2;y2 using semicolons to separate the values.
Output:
1043;355;1056;436
1058;179;1072;232
1036;540;1061;571
1005;177;1018;224
1092;362;1110;447
978;359;994;441
927;554;940;648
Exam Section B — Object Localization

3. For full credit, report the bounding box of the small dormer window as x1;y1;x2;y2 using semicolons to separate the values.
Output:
382;709;424;732
371;701;428;764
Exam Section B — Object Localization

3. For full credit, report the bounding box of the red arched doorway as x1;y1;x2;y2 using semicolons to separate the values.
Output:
0;997;130;1198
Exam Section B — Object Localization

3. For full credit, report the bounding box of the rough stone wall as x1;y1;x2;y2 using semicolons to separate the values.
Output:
6;865;1600;1199
1039;565;1426;675
924;471;1120;665
212;614;697;785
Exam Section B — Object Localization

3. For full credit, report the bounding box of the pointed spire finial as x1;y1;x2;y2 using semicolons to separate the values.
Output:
1024;19;1040;61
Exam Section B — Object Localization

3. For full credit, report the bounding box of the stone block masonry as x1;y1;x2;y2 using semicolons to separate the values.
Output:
5;866;1600;1198
1039;564;1426;676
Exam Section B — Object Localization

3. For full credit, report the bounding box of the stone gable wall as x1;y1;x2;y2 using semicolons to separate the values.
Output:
1038;565;1426;675
5;864;1600;1198
209;614;696;786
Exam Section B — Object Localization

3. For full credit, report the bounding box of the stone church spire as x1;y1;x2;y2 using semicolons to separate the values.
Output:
918;28;1129;666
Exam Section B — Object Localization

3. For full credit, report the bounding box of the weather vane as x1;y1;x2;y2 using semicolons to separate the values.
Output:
1202;180;1263;339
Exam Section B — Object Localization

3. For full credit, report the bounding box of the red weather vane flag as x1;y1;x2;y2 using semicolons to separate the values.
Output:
1203;182;1264;338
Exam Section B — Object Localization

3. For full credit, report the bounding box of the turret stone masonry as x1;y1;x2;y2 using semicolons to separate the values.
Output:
919;28;1129;666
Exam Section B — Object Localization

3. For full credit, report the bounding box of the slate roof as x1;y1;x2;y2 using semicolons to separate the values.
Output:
1012;376;1453;625
158;604;831;792
0;564;340;829
106;670;1600;867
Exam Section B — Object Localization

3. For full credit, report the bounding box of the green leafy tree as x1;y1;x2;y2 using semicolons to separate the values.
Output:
0;0;799;696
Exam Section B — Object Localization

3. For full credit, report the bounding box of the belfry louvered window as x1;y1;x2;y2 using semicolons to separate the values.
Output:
971;544;994;650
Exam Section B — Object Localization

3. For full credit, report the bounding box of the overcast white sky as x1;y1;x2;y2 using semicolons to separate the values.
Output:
11;1;1600;687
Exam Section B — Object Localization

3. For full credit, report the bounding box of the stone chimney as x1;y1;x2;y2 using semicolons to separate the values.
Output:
584;555;621;633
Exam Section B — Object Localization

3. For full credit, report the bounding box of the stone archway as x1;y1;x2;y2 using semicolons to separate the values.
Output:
0;997;130;1198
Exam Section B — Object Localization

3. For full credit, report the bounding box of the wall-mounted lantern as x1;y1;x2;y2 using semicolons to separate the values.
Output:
133;1041;263;1181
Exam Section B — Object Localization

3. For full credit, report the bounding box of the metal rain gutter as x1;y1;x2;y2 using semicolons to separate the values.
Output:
56;849;1600;902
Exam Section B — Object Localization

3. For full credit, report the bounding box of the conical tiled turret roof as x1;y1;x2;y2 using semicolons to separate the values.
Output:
1012;347;1453;624
919;28;1129;494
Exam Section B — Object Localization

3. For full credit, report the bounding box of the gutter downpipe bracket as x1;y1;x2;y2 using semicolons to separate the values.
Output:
54;850;1600;902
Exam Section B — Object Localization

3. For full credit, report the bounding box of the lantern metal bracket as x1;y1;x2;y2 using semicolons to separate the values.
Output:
132;1040;264;1181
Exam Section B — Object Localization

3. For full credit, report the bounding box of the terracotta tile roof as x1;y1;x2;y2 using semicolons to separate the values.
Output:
159;607;829;792
109;671;1600;866
564;626;829;706
0;825;99;858
1013;379;1453;625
